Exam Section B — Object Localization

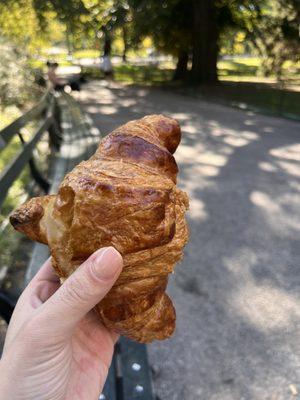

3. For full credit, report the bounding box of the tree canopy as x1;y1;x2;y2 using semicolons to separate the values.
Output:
0;0;299;84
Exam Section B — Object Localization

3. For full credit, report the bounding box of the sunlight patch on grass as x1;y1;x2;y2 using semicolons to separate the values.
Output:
73;49;99;59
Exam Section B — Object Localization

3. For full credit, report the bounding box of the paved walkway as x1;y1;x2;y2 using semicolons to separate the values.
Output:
79;81;300;400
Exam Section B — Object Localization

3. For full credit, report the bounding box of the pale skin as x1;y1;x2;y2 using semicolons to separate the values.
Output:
0;247;123;400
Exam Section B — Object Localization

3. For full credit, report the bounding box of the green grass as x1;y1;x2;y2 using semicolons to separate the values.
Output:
81;64;174;85
26;51;300;118
218;60;260;77
81;62;300;118
73;49;99;59
81;56;299;82
218;57;300;78
114;64;173;85
0;107;21;130
29;58;72;69
192;82;300;118
39;49;300;81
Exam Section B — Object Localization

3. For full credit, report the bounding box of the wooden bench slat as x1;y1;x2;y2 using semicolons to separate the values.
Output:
0;116;53;208
119;338;154;400
61;93;99;170
101;354;117;400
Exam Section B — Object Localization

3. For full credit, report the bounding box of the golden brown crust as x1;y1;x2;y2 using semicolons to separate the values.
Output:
105;114;181;155
10;195;55;244
141;114;181;154
10;114;189;343
98;134;178;183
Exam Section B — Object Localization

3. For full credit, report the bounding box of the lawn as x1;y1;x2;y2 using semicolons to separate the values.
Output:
219;57;300;78
25;53;300;119
81;63;174;84
80;61;300;119
186;81;300;119
218;58;261;77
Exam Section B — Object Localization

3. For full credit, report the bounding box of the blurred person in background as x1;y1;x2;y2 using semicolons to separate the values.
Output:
100;35;113;78
46;61;65;90
46;62;81;92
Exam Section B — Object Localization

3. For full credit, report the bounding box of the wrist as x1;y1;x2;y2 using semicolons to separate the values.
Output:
0;359;11;398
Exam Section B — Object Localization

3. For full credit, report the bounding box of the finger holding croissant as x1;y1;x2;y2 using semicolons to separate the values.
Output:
10;114;189;343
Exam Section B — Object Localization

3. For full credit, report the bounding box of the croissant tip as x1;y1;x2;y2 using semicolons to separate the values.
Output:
10;203;43;229
9;212;22;229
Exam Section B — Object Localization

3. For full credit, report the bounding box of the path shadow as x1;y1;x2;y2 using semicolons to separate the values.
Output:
79;81;300;400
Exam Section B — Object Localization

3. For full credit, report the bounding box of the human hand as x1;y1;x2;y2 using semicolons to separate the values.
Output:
0;247;123;400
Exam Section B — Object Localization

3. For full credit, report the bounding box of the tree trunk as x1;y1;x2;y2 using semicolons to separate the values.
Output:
122;26;128;62
173;51;189;81
66;27;72;56
191;0;218;84
103;30;111;56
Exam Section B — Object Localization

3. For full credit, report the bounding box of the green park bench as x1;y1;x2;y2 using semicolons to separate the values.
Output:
0;90;154;400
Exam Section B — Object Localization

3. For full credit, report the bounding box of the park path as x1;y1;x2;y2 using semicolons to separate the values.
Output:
79;81;300;400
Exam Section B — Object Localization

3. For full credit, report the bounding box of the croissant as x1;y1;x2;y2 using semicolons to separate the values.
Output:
10;114;189;343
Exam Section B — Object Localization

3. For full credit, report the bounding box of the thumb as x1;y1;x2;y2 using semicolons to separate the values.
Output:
40;247;123;332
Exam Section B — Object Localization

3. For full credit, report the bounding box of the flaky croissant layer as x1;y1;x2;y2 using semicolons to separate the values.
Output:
10;114;189;343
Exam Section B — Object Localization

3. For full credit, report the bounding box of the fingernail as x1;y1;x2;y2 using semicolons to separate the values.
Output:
92;247;123;280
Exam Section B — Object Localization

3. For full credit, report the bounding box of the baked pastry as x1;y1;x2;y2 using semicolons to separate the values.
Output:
10;114;189;343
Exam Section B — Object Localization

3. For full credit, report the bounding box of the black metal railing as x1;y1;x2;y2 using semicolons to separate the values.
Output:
0;91;62;209
0;90;62;325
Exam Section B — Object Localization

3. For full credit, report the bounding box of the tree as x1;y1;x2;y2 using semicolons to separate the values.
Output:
50;0;131;59
0;0;60;109
0;40;44;109
241;0;300;78
111;2;131;61
128;0;193;81
189;0;265;84
100;2;132;59
129;0;299;84
191;0;218;84
0;0;61;55
3;0;299;86
128;0;256;84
